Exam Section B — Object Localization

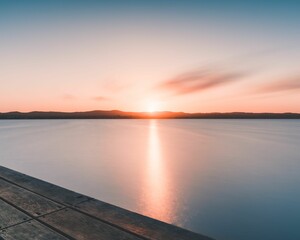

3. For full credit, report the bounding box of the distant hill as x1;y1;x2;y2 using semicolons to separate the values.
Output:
0;110;299;119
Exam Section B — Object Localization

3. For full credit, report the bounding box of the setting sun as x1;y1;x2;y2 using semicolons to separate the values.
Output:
147;101;160;113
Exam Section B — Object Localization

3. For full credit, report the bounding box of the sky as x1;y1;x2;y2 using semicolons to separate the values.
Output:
0;0;300;113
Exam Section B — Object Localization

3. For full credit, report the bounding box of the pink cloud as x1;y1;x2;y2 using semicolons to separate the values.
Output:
157;69;244;96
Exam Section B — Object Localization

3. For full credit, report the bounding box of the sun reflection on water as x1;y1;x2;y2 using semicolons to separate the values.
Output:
140;120;175;223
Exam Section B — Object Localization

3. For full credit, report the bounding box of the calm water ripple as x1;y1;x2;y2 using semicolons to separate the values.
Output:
0;119;299;240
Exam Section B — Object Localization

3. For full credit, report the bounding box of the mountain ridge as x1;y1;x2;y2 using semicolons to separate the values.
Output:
0;110;299;119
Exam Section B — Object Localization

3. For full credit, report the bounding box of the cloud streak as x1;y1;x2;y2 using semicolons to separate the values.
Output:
157;69;244;96
92;96;110;101
257;76;300;93
62;94;77;100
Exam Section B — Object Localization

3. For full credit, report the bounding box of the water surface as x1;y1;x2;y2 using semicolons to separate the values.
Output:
0;119;299;240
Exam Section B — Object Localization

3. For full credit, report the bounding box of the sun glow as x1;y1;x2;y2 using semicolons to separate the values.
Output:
147;100;160;113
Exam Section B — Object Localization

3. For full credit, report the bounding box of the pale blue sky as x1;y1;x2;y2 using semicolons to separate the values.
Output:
1;1;299;112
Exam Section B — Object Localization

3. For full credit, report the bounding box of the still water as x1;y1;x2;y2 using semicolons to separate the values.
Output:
0;119;299;240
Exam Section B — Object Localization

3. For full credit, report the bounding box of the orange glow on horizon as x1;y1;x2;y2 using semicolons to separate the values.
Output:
147;100;161;113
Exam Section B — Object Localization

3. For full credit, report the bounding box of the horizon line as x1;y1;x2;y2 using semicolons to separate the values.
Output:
1;110;300;114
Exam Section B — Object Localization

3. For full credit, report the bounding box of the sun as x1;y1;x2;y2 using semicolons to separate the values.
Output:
147;100;160;113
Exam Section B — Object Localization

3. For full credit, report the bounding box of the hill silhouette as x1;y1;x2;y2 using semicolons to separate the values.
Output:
0;110;299;119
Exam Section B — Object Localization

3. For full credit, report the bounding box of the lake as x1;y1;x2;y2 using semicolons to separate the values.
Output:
0;119;299;240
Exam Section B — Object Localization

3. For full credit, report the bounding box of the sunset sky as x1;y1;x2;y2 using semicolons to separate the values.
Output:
1;0;300;113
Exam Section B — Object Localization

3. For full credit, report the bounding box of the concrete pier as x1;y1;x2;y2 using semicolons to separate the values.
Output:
0;166;213;240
